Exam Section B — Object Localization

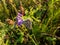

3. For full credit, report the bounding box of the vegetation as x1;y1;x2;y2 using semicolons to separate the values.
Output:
0;0;60;45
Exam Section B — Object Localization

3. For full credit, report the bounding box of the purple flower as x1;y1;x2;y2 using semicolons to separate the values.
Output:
16;13;23;26
18;13;22;17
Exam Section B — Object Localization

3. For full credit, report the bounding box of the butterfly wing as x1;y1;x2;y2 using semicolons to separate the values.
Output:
23;19;32;30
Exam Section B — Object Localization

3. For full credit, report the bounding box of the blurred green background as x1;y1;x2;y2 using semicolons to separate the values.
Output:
0;0;60;45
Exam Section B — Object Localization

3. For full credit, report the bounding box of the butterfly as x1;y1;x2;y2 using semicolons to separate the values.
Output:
23;19;32;30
